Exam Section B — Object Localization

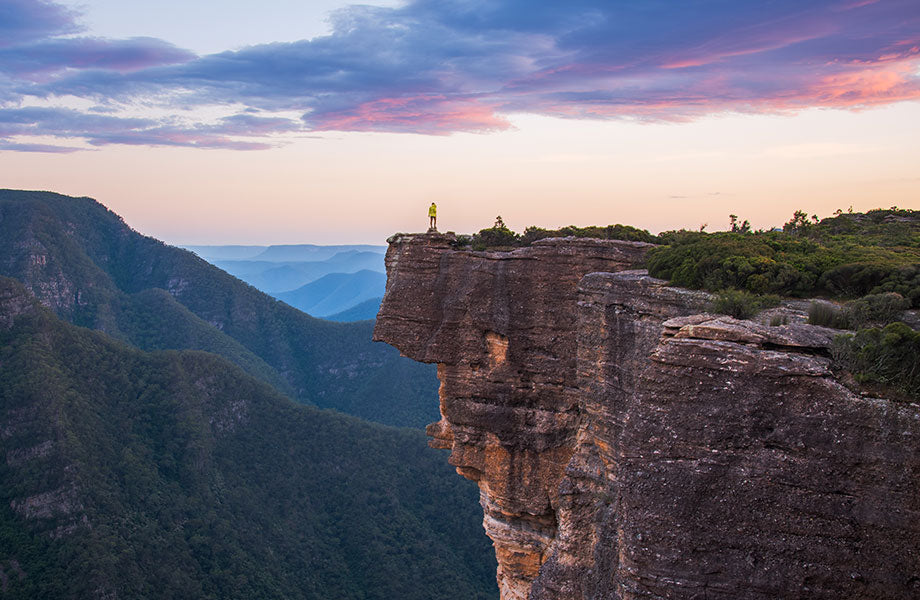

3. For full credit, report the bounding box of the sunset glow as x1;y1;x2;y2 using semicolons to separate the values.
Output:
1;0;918;242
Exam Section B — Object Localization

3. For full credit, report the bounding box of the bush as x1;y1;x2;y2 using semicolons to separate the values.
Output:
519;224;658;246
865;264;920;307
831;322;920;400
471;225;519;250
807;302;849;329
807;293;909;330
769;314;789;326
452;234;473;248
710;289;779;320
470;221;658;250
844;292;910;329
819;263;900;299
656;229;708;246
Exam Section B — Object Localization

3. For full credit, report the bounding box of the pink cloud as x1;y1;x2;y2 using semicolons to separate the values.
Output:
311;95;511;135
809;62;920;107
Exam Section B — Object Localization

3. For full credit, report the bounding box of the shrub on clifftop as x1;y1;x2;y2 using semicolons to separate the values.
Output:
471;216;519;250
710;289;779;319
831;322;920;400
469;218;658;250
647;209;920;306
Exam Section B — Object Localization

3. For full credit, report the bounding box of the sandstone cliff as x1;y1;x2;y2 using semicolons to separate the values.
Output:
374;233;920;600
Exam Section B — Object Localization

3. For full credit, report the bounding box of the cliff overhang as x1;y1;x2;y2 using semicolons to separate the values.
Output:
374;233;920;600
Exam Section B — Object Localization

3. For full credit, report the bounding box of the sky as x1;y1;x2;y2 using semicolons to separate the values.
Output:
1;0;918;244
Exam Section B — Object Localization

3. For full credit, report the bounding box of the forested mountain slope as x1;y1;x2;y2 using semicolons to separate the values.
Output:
0;189;437;428
0;277;494;599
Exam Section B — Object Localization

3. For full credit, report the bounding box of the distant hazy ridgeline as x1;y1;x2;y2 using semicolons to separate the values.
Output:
274;270;386;317
326;296;385;322
183;245;270;260
188;244;386;319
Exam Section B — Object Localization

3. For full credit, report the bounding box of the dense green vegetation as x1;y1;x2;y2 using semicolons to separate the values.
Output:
832;322;920;400
709;289;780;320
0;278;495;599
807;292;911;330
460;216;658;250
0;190;437;429
646;209;920;306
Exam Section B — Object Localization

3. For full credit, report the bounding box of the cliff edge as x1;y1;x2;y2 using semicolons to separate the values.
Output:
373;233;920;600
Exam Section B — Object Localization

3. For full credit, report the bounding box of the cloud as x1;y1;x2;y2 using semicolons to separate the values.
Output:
0;37;195;79
306;95;512;134
0;106;296;150
0;0;79;47
0;140;82;153
2;0;919;149
0;106;155;138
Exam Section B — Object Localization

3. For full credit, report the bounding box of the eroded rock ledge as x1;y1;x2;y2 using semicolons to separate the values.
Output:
373;233;920;600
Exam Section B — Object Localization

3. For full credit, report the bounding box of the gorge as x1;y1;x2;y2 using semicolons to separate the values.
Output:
374;232;920;600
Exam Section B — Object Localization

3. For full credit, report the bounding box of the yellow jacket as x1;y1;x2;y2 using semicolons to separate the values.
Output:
428;204;437;217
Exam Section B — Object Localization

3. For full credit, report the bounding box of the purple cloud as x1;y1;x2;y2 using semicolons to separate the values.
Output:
0;106;298;150
0;106;155;137
0;0;78;47
2;0;919;149
0;37;195;79
82;128;275;150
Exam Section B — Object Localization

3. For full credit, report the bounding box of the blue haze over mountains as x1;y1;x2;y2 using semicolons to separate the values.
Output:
186;244;386;318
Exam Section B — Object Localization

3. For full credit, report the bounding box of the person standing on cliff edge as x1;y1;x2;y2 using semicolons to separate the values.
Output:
428;202;437;231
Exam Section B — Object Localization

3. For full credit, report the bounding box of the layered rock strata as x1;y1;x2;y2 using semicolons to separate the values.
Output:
375;233;654;599
374;233;920;600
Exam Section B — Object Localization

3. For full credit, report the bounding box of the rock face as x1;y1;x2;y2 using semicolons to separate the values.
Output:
374;233;920;600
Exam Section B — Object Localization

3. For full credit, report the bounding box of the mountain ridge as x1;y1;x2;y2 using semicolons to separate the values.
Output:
326;296;384;322
0;189;436;428
213;251;384;294
275;269;386;317
252;244;385;262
